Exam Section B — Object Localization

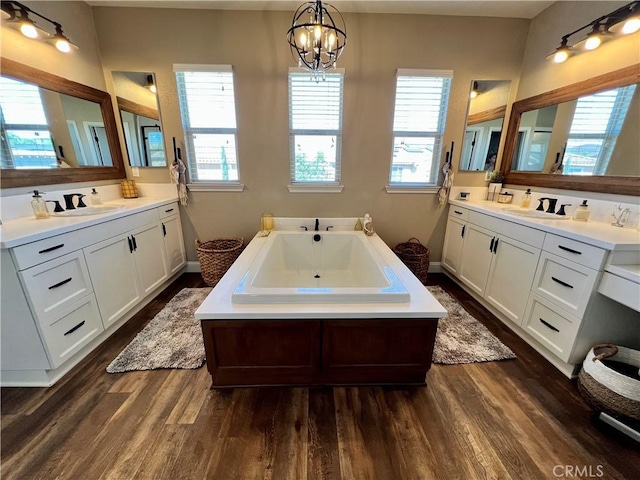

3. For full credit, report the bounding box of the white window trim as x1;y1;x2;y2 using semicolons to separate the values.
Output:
187;182;245;192
287;183;344;193
288;68;345;186
174;64;242;186
388;69;453;190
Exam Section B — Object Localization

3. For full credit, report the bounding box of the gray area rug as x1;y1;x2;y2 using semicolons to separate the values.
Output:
106;287;212;373
428;285;516;364
107;285;515;373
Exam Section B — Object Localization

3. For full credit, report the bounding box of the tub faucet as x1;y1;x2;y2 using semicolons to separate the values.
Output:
314;218;319;231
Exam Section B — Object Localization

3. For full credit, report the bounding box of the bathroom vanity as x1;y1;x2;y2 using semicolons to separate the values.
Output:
442;199;640;377
196;228;447;388
1;197;186;386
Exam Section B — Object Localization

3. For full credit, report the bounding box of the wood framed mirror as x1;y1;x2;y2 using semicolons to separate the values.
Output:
500;64;640;196
0;57;126;189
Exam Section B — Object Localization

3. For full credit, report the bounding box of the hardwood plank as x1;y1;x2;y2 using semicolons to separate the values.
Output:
308;387;341;480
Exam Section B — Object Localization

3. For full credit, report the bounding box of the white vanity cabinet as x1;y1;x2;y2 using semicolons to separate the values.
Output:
441;207;468;275
0;199;186;386
158;203;186;276
443;201;640;377
457;211;543;325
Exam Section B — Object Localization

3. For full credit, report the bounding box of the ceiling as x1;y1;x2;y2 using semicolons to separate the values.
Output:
85;1;556;19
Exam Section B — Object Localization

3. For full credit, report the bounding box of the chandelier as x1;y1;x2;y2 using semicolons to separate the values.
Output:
287;1;347;78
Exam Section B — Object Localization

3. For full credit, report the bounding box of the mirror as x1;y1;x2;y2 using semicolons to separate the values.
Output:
0;58;125;188
502;65;640;195
112;71;167;167
460;80;511;171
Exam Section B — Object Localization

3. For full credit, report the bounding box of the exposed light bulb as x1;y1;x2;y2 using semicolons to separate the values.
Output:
20;21;38;39
55;38;71;53
584;34;602;50
314;24;322;41
328;31;336;49
149;84;157;94
553;49;569;63
469;90;478;99
299;31;307;48
622;17;640;34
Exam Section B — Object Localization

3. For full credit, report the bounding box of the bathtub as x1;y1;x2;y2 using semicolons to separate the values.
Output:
232;231;410;304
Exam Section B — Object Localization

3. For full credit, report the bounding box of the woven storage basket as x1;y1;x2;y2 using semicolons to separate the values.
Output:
196;238;244;287
577;344;640;421
393;238;430;285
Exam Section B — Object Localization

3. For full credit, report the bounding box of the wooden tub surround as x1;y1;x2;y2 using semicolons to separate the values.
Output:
195;225;447;389
202;317;438;387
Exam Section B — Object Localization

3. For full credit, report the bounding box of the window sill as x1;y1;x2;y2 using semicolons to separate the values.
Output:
385;185;440;194
287;184;344;193
187;183;245;192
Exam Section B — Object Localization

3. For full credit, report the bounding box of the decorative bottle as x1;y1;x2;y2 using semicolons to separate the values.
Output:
31;190;50;219
90;188;102;205
573;200;591;222
521;189;532;208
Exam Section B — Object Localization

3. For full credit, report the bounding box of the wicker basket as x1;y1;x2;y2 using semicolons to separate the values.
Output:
196;238;244;287
393;238;430;285
577;344;640;421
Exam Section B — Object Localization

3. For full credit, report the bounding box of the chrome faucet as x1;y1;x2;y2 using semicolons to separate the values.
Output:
611;204;631;227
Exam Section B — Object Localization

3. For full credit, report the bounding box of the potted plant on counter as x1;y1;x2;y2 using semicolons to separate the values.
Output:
487;171;504;201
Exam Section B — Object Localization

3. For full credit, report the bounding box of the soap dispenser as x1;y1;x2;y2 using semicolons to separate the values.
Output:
521;189;532;208
31;190;50;219
90;188;103;205
573;200;591;222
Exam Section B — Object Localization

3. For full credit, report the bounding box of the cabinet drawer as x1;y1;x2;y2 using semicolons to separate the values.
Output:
532;252;598;318
158;202;179;220
523;295;580;362
40;295;103;368
468;211;545;249
11;232;84;270
448;206;469;222
19;251;93;322
543;234;606;270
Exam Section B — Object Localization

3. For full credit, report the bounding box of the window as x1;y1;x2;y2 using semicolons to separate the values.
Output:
0;76;57;169
289;69;344;188
174;65;240;184
563;85;636;176
389;70;452;187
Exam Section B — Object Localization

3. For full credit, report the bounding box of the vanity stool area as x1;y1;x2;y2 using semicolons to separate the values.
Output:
1;198;186;387
442;199;640;378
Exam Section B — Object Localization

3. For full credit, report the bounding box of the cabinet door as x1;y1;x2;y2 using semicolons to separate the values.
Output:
85;233;142;328
485;236;540;325
441;217;466;275
131;222;169;297
161;215;186;276
458;223;494;296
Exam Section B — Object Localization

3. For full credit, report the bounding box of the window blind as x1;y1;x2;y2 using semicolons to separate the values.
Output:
389;70;452;185
174;65;239;182
289;70;344;184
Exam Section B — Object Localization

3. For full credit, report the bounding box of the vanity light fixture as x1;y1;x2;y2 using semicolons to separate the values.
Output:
0;0;78;52
546;1;639;63
287;0;347;80
145;75;157;94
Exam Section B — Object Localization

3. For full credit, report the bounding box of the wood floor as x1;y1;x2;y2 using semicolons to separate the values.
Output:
2;273;639;480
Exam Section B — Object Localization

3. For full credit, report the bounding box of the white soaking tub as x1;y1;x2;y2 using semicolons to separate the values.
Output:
232;231;410;304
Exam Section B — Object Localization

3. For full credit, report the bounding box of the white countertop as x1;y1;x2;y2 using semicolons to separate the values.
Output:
0;196;178;249
450;199;640;251
195;232;448;320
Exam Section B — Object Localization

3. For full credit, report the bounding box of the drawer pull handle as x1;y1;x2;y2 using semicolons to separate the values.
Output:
493;237;499;254
48;277;72;290
127;236;134;254
64;321;85;336
551;276;574;289
131;235;137;251
39;244;64;254
454;210;463;215
540;318;560;332
489;237;495;252
558;245;582;255
165;208;174;213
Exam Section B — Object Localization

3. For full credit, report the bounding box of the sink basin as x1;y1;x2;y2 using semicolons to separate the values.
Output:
52;205;125;217
501;207;570;220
